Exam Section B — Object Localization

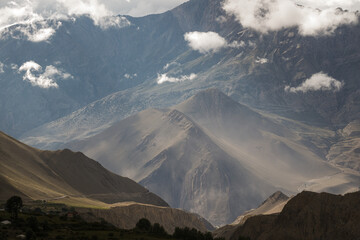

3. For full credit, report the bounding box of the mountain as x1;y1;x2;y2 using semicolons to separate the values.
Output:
222;191;360;240
0;130;216;232
0;131;167;207
67;89;360;225
213;191;290;239
1;0;356;150
67;106;275;226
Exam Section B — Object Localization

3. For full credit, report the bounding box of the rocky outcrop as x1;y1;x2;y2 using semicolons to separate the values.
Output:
214;191;289;240
227;191;360;240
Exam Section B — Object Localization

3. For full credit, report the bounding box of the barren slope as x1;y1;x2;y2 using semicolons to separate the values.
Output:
69;89;360;225
0;131;167;207
227;191;360;240
69;108;276;225
175;89;360;193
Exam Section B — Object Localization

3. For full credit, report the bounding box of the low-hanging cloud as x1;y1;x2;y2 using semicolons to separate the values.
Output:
184;31;245;54
0;62;4;73
157;73;197;84
0;0;132;42
222;0;359;36
19;61;72;88
285;72;344;93
0;2;61;42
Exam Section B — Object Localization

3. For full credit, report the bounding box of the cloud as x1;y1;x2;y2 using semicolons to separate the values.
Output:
163;61;181;70
184;31;228;53
0;62;4;73
124;73;137;79
57;0;131;29
222;0;359;36
0;1;61;42
255;57;268;64
184;31;245;54
19;61;72;88
0;0;132;42
157;73;197;84
285;72;344;93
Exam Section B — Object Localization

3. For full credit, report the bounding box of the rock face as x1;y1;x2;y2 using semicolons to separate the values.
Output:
0;131;167;207
78;203;214;234
327;120;360;171
213;191;289;240
227;191;360;240
68;89;360;225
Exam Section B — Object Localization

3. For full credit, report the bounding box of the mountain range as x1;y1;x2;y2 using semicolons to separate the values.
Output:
0;130;213;232
0;0;357;149
67;89;360;225
1;0;360;231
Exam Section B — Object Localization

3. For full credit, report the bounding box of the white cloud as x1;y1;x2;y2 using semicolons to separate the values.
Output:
19;61;72;88
255;57;268;64
57;0;131;29
163;61;180;70
223;0;359;36
0;62;4;73
0;0;132;42
157;73;197;84
184;31;228;54
0;2;61;42
124;73;137;79
184;31;244;54
285;72;344;93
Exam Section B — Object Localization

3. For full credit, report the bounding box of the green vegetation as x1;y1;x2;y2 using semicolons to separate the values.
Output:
0;196;221;240
5;196;23;220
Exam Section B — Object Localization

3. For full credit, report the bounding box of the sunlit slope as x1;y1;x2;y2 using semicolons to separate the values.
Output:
0;131;168;207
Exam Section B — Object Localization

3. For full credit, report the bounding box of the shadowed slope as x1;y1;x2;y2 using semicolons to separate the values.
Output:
228;191;360;240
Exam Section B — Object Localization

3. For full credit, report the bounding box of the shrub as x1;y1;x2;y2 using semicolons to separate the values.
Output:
136;218;151;232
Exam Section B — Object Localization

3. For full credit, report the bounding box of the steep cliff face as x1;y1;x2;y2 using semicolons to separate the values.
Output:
228;191;360;240
78;203;214;234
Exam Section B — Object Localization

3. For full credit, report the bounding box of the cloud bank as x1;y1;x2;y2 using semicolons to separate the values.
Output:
19;61;72;88
223;0;359;36
0;0;132;42
157;73;197;84
285;72;344;93
184;31;245;54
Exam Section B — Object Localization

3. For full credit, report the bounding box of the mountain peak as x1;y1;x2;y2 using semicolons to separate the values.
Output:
175;88;248;116
262;191;289;205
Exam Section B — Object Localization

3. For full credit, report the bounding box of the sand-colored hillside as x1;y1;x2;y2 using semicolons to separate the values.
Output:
68;89;360;225
0;131;167;207
78;202;214;234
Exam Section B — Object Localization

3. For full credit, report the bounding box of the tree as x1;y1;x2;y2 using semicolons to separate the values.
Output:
136;218;151;231
152;223;168;236
5;196;23;219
